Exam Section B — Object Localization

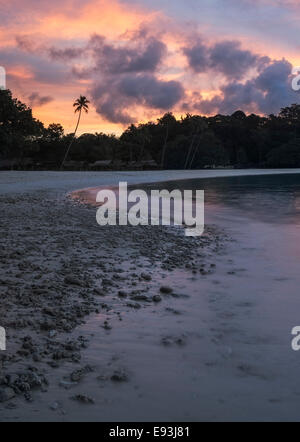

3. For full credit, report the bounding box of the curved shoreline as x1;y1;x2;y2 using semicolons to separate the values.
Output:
1;169;300;196
1;171;300;421
69;168;300;206
0;171;223;421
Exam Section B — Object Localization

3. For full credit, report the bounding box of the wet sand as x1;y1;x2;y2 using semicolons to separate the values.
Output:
0;171;224;421
1;170;300;422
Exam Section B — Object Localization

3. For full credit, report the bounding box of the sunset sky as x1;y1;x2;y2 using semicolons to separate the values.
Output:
1;0;300;135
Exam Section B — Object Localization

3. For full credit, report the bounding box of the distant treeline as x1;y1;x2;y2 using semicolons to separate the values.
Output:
1;88;300;170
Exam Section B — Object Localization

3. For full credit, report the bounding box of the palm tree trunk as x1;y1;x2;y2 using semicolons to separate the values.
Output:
160;125;169;169
184;134;196;169
60;109;82;170
189;137;202;169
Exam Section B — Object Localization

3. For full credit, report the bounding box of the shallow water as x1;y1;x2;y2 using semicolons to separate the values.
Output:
68;173;300;421
142;173;300;225
4;172;300;422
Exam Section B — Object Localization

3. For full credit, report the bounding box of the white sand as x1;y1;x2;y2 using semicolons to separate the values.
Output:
1;169;300;195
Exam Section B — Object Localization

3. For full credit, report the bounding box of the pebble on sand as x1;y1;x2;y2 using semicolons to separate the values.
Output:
0;387;15;403
160;286;173;294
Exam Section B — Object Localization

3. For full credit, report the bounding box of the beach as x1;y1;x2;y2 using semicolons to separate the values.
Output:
1;170;300;422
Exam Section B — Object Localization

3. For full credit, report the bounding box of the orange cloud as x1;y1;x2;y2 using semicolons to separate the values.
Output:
1;0;299;134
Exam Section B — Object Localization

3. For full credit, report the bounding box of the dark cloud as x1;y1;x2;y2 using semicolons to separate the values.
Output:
89;34;167;74
15;35;39;53
16;35;84;62
119;74;184;108
48;47;85;62
253;59;296;114
209;41;268;79
182;41;209;73
14;29;297;122
93;92;133;125
15;31;183;123
28;92;53;107
16;32;166;69
91;73;185;124
194;59;297;115
183;39;270;80
88;33;184;124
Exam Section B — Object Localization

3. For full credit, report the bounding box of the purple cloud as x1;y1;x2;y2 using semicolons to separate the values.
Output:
183;39;270;80
91;73;185;124
28;92;53;107
194;59;297;115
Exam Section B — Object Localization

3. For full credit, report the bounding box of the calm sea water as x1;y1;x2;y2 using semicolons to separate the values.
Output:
128;173;300;421
67;173;300;421
143;173;300;225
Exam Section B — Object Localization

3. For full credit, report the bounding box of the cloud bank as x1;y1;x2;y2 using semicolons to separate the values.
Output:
1;0;299;131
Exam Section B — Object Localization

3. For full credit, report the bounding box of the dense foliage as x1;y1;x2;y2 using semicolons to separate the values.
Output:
1;89;300;169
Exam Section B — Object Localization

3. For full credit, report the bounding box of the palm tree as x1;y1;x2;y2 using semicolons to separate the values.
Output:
60;95;90;169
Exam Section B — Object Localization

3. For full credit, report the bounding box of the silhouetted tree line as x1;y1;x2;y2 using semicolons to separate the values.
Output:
1;89;300;170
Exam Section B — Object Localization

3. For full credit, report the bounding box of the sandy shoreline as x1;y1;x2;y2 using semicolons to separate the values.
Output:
0;171;226;421
2;169;300;195
1;170;300;422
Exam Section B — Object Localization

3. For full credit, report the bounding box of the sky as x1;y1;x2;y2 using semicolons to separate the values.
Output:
1;0;300;135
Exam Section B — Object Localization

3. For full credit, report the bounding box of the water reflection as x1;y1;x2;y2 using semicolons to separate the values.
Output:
141;173;300;225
